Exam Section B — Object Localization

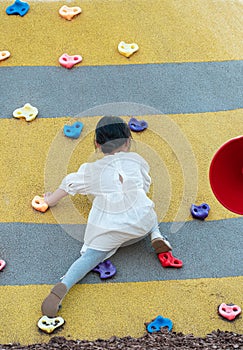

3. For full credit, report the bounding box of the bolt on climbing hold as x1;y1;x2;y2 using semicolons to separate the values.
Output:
92;260;117;279
59;5;82;20
146;315;173;333
190;203;210;220
32;196;49;213
64;121;83;139
6;0;30;17
37;315;65;334
118;41;139;58
13;103;38;122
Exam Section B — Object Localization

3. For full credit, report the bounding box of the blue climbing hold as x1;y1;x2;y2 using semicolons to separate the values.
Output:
92;260;116;279
6;0;30;16
146;315;173;333
190;203;210;220
64;121;83;139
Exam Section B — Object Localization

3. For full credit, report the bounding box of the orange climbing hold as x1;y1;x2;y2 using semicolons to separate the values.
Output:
32;196;49;213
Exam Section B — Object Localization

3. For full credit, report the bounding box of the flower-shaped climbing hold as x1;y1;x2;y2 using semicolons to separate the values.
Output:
13;103;38;122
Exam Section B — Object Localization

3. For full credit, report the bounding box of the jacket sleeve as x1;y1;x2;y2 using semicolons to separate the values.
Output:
59;163;90;195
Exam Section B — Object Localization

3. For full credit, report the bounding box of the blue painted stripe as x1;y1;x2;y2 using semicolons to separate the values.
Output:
1;61;242;118
1;218;242;285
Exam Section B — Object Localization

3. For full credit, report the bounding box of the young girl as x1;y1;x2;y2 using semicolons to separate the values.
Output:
41;116;172;318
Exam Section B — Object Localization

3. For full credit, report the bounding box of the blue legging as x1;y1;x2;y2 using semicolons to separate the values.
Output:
61;226;161;291
61;248;112;291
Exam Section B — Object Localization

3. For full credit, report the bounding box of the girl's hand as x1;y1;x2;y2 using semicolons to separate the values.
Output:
44;192;52;202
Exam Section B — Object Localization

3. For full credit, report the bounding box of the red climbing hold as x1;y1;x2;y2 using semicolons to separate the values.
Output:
158;251;183;268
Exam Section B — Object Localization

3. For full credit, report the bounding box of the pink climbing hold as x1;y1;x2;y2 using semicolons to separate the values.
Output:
59;53;82;69
0;260;6;271
218;303;241;321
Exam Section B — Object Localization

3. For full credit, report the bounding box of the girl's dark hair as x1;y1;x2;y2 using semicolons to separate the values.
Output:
95;116;131;154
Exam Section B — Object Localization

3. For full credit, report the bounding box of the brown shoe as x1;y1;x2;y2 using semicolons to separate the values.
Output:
41;282;67;317
152;237;172;254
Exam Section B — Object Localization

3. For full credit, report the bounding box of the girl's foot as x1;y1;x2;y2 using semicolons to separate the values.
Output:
152;236;172;254
41;282;67;317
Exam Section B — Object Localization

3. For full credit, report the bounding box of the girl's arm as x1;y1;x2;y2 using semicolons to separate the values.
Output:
44;163;89;207
44;189;68;207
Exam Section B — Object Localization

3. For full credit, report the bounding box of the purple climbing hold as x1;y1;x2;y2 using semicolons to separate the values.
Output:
128;117;148;132
92;260;116;279
190;203;210;220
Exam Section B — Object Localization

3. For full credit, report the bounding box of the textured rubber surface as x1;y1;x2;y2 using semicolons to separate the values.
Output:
0;0;242;344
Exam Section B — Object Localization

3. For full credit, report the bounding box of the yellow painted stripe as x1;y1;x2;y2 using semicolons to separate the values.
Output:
1;110;243;224
0;277;242;344
1;0;242;67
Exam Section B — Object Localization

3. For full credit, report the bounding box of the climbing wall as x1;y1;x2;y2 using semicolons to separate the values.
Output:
0;0;242;344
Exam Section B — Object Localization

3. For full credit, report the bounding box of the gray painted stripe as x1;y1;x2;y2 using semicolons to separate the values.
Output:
0;218;242;285
1;61;242;118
